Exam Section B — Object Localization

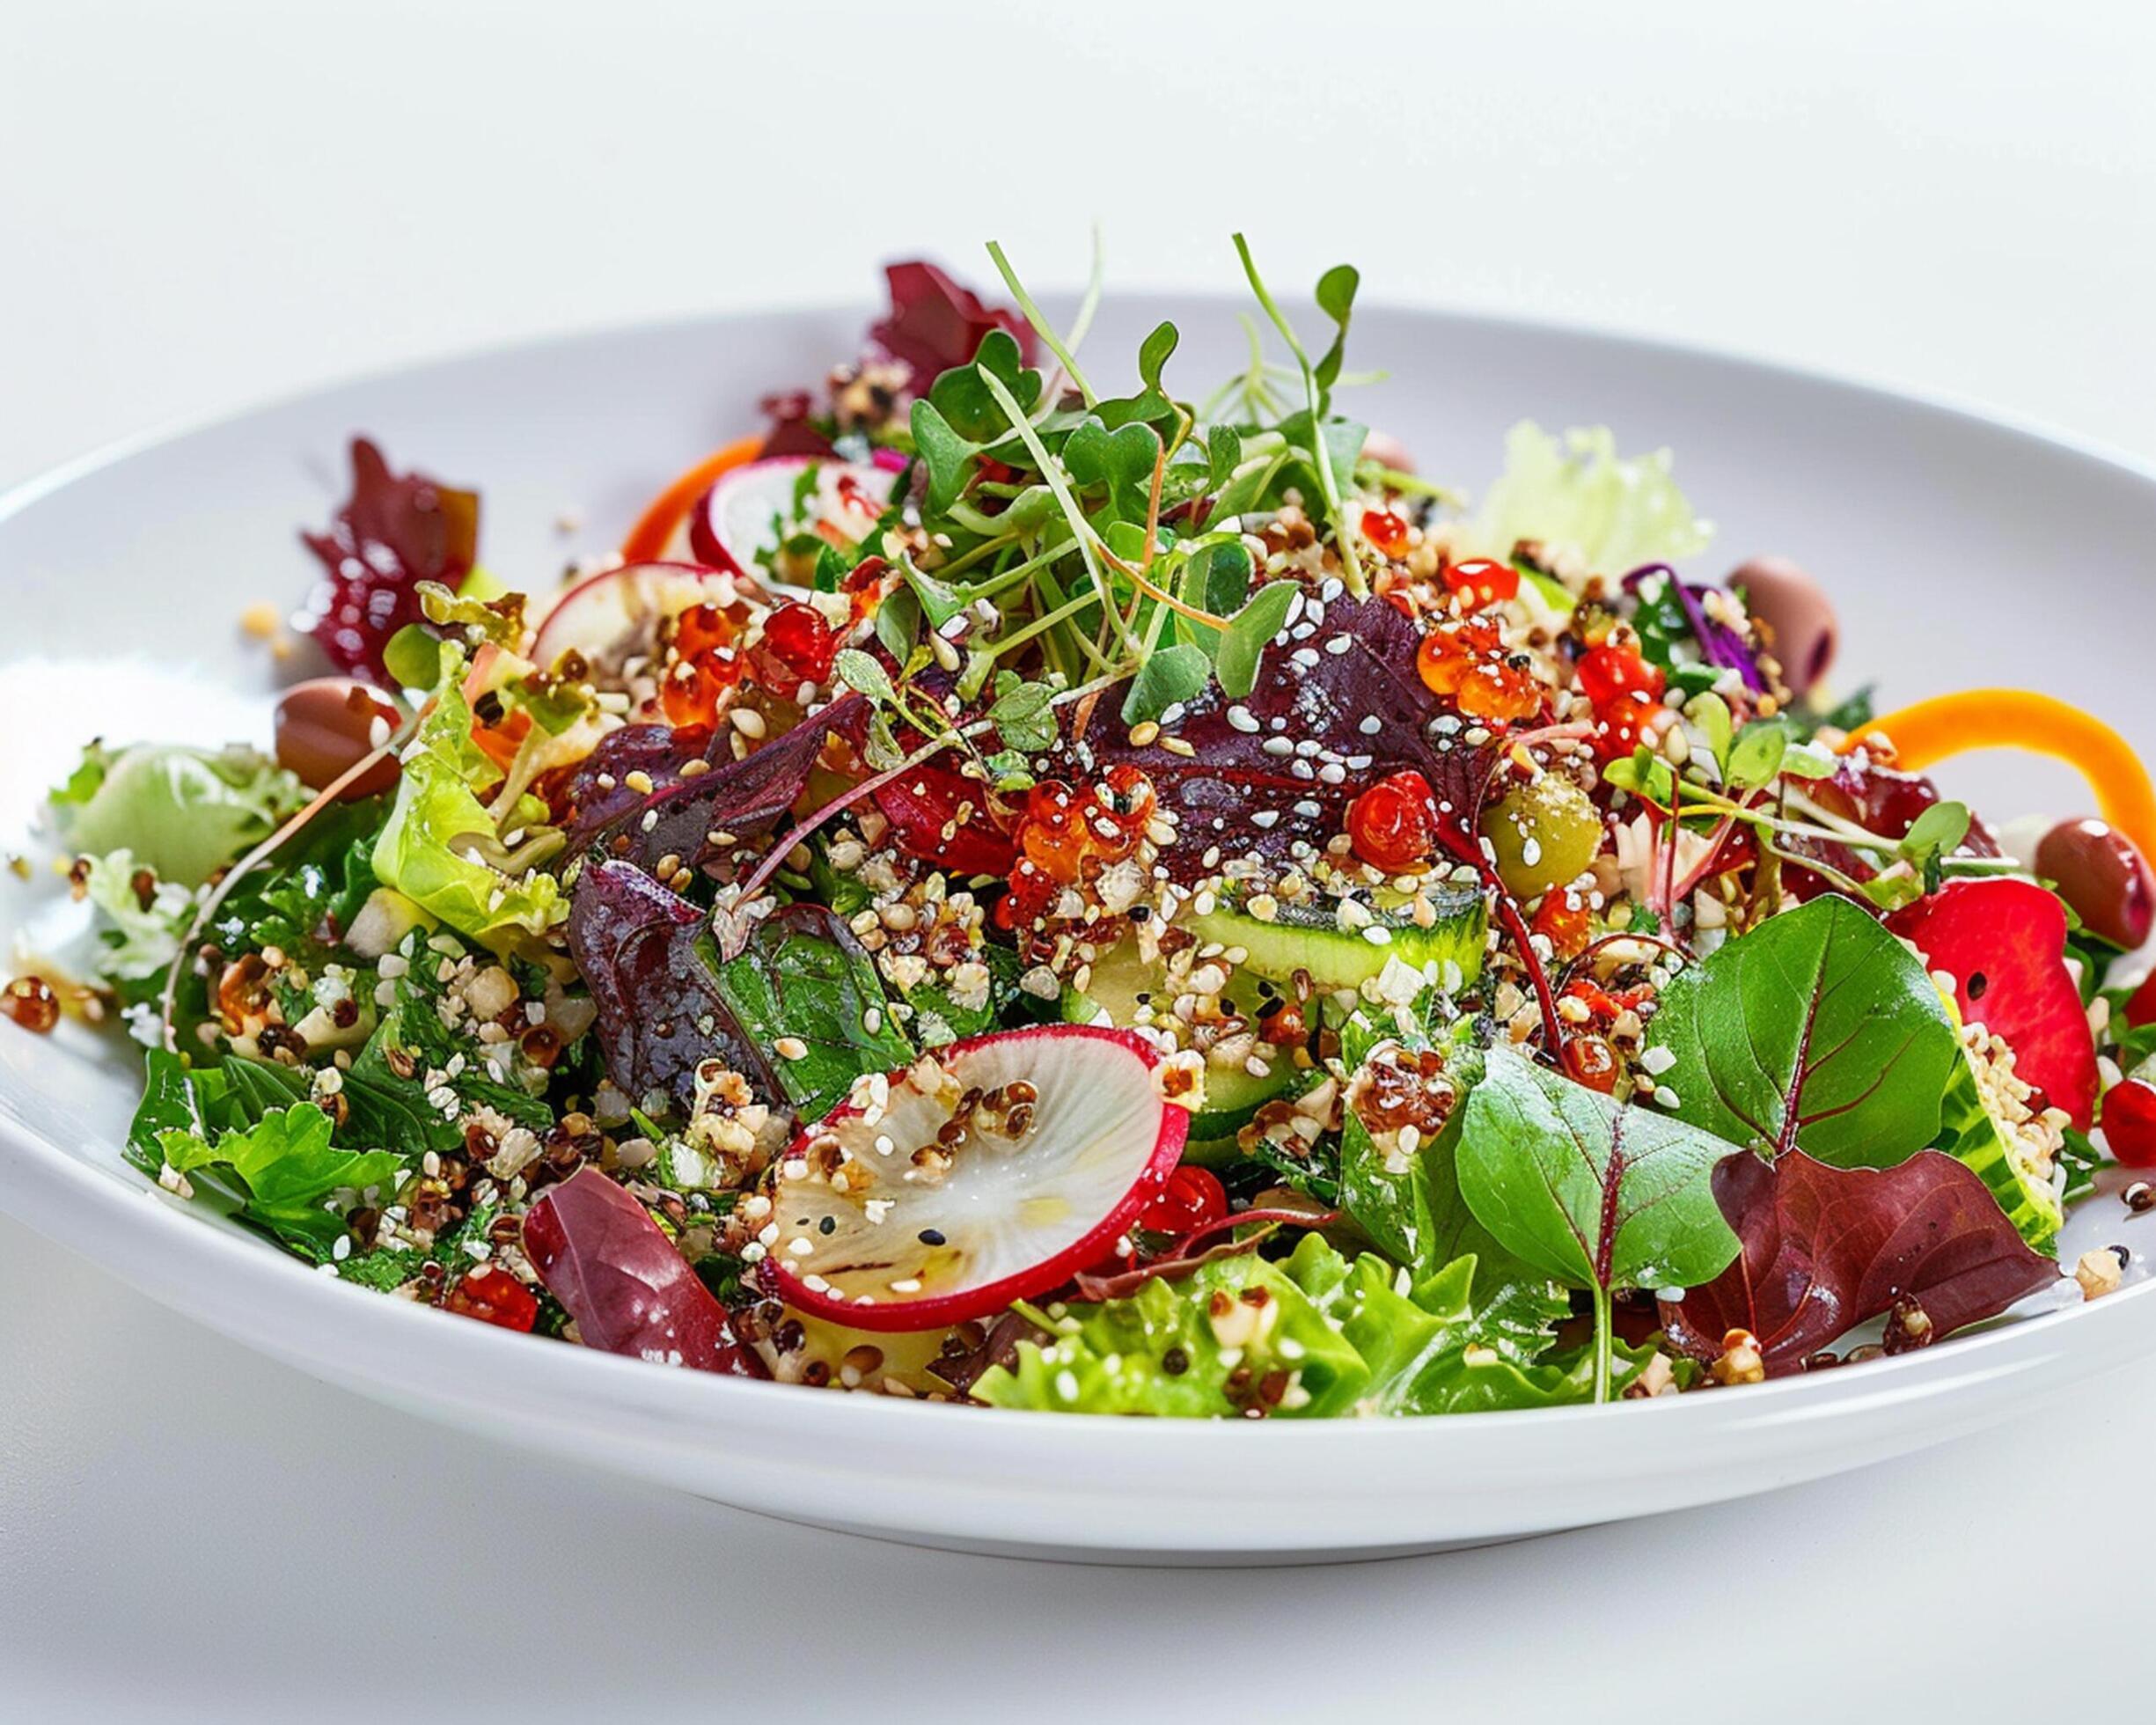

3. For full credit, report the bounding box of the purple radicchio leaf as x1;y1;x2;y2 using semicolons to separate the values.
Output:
1657;1149;2059;1376
562;694;865;882
1082;591;1499;883
524;1168;765;1376
566;857;778;1112
869;260;1036;385
298;437;479;686
1624;562;1768;694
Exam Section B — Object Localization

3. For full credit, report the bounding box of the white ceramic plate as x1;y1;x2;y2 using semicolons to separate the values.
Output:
4;297;2154;1566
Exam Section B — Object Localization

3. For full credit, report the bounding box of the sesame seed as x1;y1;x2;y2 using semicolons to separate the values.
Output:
774;1037;810;1061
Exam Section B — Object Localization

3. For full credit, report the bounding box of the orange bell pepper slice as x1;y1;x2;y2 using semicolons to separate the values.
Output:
618;434;766;565
1838;689;2156;862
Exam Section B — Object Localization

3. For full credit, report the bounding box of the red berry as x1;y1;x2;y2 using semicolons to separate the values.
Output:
1141;1165;1228;1237
1346;770;1437;872
1441;557;1519;609
2105;1076;2156;1168
444;1264;539;1332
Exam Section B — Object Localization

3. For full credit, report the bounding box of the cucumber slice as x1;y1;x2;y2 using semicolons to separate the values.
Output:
1931;1044;2063;1253
1063;937;1303;1149
1186;884;1487;995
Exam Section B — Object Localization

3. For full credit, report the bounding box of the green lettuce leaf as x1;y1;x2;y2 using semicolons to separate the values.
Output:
77;847;195;983
972;1235;1641;1418
156;1103;400;1254
52;742;306;889
371;674;563;943
1468;422;1711;575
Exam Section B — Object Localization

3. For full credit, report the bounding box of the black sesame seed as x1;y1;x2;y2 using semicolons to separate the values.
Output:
919;1227;947;1246
1162;1347;1190;1376
1129;905;1151;922
819;1215;836;1236
1967;971;1989;1001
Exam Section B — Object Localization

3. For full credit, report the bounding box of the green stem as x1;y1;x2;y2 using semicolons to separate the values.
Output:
986;240;1097;407
1230;232;1367;594
1591;1283;1614;1406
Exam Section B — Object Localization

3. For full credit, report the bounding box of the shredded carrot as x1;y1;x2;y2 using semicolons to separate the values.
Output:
1838;688;2156;860
618;434;766;564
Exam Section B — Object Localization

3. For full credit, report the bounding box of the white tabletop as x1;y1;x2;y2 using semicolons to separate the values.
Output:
5;4;2154;1717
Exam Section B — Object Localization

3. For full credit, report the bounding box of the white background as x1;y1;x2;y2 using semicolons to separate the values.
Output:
4;2;2153;1718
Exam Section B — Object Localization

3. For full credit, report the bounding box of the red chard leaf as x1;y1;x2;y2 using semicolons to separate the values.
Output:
566;694;865;882
1083;590;1497;883
298;437;479;685
524;1168;763;1376
1892;877;2099;1130
870;260;1036;384
566;857;778;1112
1659;1149;2059;1374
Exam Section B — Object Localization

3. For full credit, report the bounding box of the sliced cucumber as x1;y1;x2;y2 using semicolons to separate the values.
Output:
1932;1045;2063;1253
1064;937;1304;1153
1186;884;1486;996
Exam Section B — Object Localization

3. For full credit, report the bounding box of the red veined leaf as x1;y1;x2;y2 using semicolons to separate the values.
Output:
1658;1149;2059;1375
1083;591;1499;884
564;694;865;882
565;857;778;1112
869;260;1035;383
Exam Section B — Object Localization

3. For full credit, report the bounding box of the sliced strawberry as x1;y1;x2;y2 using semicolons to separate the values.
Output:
1893;877;2100;1130
763;1026;1188;1332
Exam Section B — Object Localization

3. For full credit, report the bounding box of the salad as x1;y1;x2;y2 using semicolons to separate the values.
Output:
15;239;2156;1419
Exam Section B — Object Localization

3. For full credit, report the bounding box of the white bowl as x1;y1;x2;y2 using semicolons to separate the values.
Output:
3;297;2152;1564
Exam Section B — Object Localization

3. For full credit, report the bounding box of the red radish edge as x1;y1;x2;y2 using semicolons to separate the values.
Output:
765;1024;1190;1333
688;456;894;582
530;559;739;665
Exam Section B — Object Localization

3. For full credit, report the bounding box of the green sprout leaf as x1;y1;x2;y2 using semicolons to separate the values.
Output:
987;679;1059;754
1725;719;1790;790
1119;642;1211;726
832;648;896;708
1214;580;1301;701
1062;418;1162;528
1137;320;1179;395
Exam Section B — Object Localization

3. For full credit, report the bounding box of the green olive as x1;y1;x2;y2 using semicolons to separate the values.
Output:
1479;775;1602;899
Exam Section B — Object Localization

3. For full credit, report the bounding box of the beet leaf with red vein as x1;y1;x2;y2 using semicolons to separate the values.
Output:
1082;590;1496;883
1657;1149;2059;1374
566;857;777;1112
563;694;864;883
298;437;479;685
524;1167;764;1376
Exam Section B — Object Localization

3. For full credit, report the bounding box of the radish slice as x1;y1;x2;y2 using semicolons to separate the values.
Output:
690;456;895;585
531;560;745;675
764;1025;1188;1332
